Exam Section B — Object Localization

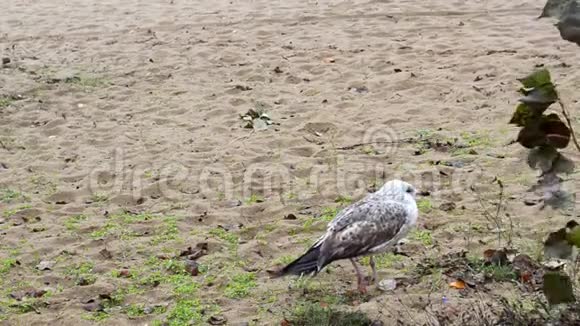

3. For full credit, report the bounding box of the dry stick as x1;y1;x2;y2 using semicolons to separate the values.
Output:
558;99;580;152
337;137;417;150
471;181;504;247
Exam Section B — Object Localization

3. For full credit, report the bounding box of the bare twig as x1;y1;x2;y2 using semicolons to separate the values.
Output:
558;99;580;152
470;178;506;247
337;137;417;150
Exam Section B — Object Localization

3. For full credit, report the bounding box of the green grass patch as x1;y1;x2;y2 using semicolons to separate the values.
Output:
65;261;96;286
417;198;433;214
64;214;88;231
286;301;373;326
65;74;111;89
460;131;491;147
410;229;433;246
90;192;109;203
0;258;18;275
245;194;264;205
467;257;517;282
209;227;239;250
3;204;32;218
0;189;26;203
151;216;180;245
165;299;204;325
224;273;257;299
334;195;353;206
0;97;13;109
274;255;296;266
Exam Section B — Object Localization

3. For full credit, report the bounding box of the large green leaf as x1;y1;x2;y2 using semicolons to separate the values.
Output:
566;221;580;247
518;69;553;89
515;113;570;149
543;271;576;305
509;103;535;127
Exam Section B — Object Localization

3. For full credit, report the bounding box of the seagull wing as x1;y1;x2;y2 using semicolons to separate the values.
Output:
316;199;410;270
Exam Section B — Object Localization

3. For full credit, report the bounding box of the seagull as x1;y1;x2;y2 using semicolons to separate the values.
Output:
270;179;419;293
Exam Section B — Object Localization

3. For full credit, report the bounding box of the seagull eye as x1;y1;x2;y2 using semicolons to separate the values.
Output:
406;187;414;193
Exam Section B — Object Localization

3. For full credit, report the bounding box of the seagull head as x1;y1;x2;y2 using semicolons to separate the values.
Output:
378;179;417;202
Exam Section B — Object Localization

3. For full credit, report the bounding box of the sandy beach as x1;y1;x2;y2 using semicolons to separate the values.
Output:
2;0;580;324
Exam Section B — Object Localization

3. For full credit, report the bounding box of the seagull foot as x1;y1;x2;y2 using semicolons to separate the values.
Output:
357;282;368;294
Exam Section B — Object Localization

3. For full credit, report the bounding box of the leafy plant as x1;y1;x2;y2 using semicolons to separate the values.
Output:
509;69;576;210
224;273;257;298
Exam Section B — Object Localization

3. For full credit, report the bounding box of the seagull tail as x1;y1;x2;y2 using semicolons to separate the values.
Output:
268;245;324;278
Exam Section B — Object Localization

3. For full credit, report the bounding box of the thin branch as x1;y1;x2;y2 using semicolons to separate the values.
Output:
558;99;580;152
337;137;417;150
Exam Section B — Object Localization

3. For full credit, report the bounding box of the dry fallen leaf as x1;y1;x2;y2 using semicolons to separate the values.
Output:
449;280;466;289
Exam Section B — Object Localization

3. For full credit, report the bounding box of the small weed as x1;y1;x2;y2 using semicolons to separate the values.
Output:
467;257;517;282
82;311;110;322
64;214;88;231
334;196;353;206
209;227;239;249
125;304;146;318
3;204;31;218
360;146;377;155
65;261;96;285
461;131;491;147
112;212;153;223
90;192;108;203
410;229;434;246
245;194;264;205
481;264;517;282
0;97;13;109
169;274;200;296
263;223;277;233
286;192;298;200
320;207;339;221
90;222;122;240
166;299;204;325
417;198;433;213
66;74;110;89
151;216;180;244
274;255;296;266
143;170;154;179
286;301;373;326
0;189;25;203
224;273;257;298
0;258;18;275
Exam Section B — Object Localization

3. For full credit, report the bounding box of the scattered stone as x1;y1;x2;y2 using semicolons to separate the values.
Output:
348;86;369;94
439;202;456;212
2;57;10;65
524;199;539;206
378;279;397;292
36;261;55;271
99;248;113;259
283;213;297;220
225;200;242;208
184;259;200;276
178;243;209;260
82;299;104;312
208;315;227;325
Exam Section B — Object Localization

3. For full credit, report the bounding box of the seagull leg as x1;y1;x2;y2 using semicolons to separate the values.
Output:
369;256;378;286
350;258;367;294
